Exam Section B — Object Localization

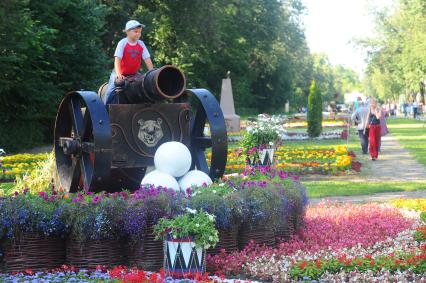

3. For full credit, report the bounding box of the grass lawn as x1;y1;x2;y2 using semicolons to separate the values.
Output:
386;118;426;166
306;181;426;198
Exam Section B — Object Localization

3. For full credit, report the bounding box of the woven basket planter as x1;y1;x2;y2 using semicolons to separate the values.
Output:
126;222;163;271
274;219;292;245
237;223;275;250
206;227;238;255
2;232;65;273
66;238;125;269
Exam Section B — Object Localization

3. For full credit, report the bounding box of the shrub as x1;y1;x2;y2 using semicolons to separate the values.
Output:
307;80;323;137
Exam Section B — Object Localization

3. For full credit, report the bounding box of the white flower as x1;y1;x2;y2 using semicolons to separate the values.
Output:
269;141;274;146
195;223;200;227
212;190;217;194
207;213;216;222
185;207;197;214
219;183;225;187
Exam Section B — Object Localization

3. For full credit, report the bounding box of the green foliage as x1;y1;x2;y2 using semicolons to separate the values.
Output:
0;0;108;151
359;0;426;101
153;209;219;249
0;0;364;151
289;252;426;280
307;80;323;137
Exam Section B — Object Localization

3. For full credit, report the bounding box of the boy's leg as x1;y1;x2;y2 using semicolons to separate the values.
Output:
103;70;118;105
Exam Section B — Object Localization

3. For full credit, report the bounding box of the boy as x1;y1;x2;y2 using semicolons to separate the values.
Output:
104;20;154;105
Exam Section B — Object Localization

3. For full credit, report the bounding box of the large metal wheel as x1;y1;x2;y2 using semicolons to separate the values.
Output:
54;91;112;192
187;89;228;180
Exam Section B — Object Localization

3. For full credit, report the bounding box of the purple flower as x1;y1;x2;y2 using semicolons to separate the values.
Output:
23;188;29;195
92;196;101;204
38;191;48;200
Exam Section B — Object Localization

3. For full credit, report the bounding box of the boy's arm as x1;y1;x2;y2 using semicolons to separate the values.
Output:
144;57;153;71
114;57;124;80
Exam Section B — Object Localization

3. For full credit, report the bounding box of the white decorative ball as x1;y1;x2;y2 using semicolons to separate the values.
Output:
178;170;212;190
141;170;180;191
154;142;192;177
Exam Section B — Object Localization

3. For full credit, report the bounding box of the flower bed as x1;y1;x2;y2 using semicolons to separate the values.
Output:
0;169;307;274
283;120;348;129
216;145;356;175
207;202;423;282
0;153;48;181
0;265;254;282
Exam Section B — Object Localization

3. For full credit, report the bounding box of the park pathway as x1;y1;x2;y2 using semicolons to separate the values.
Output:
309;134;426;204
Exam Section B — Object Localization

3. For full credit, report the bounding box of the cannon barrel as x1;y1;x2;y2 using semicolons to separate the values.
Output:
120;65;186;103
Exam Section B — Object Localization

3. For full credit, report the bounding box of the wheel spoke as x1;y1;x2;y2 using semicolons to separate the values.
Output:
69;158;81;192
195;149;209;173
193;136;212;148
69;97;85;137
80;152;93;192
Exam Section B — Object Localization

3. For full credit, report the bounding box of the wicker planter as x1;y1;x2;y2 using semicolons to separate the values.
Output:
206;227;238;255
126;222;163;271
164;234;205;278
66;238;125;268
2;232;65;273
274;220;292;245
238;223;275;250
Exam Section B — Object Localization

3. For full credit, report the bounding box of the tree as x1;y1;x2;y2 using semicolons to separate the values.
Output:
307;80;323;137
359;0;426;101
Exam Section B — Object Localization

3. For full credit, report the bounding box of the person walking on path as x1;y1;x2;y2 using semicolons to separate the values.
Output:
379;106;389;152
413;100;418;119
364;99;381;160
352;102;370;154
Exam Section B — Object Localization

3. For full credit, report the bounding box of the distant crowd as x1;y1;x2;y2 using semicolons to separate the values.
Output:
352;97;423;119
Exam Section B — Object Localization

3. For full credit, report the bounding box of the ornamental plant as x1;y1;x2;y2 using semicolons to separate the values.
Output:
190;188;242;231
0;190;69;239
67;192;127;242
153;208;219;249
134;185;188;224
307;80;323;138
239;118;284;164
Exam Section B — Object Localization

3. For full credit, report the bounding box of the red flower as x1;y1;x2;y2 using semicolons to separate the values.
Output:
315;259;321;268
299;261;308;270
370;260;375;266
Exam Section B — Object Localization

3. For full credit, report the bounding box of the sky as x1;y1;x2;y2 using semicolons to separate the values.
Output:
301;0;393;77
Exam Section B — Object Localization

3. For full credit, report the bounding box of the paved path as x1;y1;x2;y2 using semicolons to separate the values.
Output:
307;134;426;204
303;135;426;182
364;135;426;181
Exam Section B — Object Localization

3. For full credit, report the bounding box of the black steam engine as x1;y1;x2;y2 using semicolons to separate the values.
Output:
54;65;227;192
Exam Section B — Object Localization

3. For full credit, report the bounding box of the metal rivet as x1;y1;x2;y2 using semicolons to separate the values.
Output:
213;112;218;117
99;120;103;124
215;169;220;173
217;138;221;143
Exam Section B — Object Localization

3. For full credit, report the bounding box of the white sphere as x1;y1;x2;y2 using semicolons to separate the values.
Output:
141;170;180;191
154;142;192;177
178;170;212;190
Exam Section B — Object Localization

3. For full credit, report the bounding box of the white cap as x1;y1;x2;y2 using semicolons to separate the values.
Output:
124;20;145;31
